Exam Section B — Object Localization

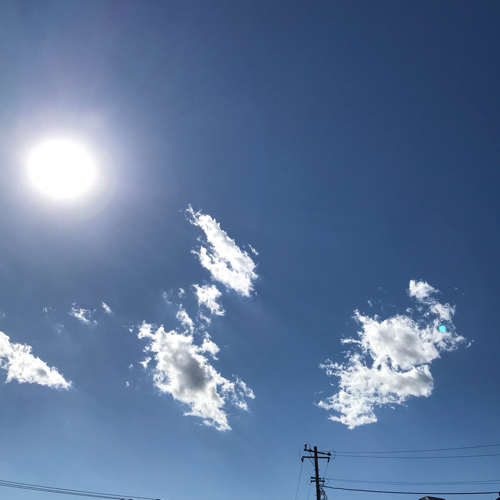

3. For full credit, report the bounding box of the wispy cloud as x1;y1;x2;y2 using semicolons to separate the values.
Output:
69;304;96;325
138;323;254;431
161;291;173;305
248;244;259;256
101;302;112;314
193;284;225;316
318;281;464;429
408;279;455;321
187;206;258;297
0;331;71;389
176;306;195;333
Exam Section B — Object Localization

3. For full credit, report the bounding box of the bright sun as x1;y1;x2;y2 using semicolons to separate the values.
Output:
27;138;97;199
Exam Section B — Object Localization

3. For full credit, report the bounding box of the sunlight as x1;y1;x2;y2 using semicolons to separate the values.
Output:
27;138;97;199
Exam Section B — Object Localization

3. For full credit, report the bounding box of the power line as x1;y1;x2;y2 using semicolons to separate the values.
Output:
325;478;500;486
323;485;500;495
335;443;500;454
294;459;304;500
334;452;500;459
0;479;160;500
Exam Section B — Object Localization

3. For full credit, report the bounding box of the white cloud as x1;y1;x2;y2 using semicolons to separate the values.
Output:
0;331;71;389
318;281;464;429
178;288;185;298
140;357;151;369
187;206;258;297
138;323;254;431
198;313;211;325
408;280;438;301
162;291;173;305
193;284;225;316
69;304;96;325
248;244;259;256
176;306;195;333
101;302;112;314
408;280;455;321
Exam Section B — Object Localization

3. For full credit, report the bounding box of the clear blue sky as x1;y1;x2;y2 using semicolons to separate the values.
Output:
1;2;500;500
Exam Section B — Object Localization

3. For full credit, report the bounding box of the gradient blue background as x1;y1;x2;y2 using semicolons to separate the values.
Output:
1;2;499;500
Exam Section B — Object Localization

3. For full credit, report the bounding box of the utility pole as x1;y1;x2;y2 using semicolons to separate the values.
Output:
301;445;331;500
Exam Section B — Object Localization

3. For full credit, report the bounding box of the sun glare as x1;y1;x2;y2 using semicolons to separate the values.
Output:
27;138;97;199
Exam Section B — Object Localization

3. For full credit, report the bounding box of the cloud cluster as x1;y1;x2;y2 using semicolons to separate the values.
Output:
193;284;225;316
318;281;464;429
69;304;96;325
408;279;455;322
135;206;257;430
138;323;254;431
187;206;257;297
0;331;71;389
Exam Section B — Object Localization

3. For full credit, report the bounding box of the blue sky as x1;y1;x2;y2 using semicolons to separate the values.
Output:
1;1;500;500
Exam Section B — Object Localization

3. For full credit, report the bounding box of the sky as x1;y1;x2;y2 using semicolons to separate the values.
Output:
0;1;500;500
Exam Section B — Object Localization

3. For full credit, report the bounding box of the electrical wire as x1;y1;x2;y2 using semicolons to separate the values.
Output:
0;479;160;500
325;478;500;486
294;459;304;500
323;485;500;495
333;452;500;459
323;458;331;481
335;443;500;454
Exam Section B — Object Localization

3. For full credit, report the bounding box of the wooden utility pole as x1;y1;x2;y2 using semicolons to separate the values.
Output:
301;445;331;500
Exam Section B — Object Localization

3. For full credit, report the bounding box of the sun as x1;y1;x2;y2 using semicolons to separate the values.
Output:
27;138;97;199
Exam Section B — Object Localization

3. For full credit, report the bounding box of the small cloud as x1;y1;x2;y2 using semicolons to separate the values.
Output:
176;306;195;333
140;356;151;369
466;340;474;348
318;281;464;429
408;280;438;301
248;244;259;256
367;300;373;307
101;302;112;314
0;331;71;389
187;206;258;297
125;381;130;387
178;288;186;298
138;322;254;431
193;284;225;316
162;291;173;305
69;304;96;325
198;313;211;325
